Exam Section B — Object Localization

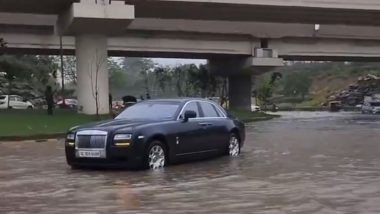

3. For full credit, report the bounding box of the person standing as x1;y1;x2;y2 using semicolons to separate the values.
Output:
109;93;113;112
45;86;54;115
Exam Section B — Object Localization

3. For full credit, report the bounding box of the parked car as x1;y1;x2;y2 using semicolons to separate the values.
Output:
56;99;78;109
65;98;245;170
251;105;261;112
361;101;380;114
0;95;34;109
112;101;124;110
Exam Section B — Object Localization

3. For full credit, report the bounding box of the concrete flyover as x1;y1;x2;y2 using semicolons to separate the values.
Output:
4;32;380;61
2;0;380;113
126;0;380;25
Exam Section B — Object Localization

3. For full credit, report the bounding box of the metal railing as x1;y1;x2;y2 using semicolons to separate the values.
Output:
254;48;279;58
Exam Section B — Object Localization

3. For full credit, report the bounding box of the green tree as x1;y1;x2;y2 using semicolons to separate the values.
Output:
109;59;129;97
52;55;77;85
0;55;29;107
172;64;199;97
62;56;77;84
188;64;219;97
256;77;273;110
283;72;312;100
120;57;155;98
154;66;172;93
256;72;282;109
0;55;59;102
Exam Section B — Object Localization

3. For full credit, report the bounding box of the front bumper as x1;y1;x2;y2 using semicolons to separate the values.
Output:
65;140;145;169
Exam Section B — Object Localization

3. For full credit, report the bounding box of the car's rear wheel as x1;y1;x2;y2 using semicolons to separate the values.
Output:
145;141;167;170
228;133;240;157
27;106;33;109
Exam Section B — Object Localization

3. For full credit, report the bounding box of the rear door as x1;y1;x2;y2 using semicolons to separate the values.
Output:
199;101;229;152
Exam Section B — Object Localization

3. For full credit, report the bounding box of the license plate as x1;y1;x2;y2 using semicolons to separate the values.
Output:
78;150;101;158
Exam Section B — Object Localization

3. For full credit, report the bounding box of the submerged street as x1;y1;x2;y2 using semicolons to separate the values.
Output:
1;112;380;213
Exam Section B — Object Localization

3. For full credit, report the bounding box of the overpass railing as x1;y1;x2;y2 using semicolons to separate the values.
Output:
254;48;279;58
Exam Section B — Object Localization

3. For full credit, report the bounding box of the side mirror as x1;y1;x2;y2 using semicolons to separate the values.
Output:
183;110;197;122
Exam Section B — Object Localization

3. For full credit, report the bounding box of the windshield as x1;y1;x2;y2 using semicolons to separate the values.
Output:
370;102;380;107
116;101;180;120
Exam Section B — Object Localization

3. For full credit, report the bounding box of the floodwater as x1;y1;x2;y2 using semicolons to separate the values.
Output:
1;112;380;214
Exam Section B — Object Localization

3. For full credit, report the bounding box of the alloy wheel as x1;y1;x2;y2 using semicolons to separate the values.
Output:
148;145;166;169
229;135;240;157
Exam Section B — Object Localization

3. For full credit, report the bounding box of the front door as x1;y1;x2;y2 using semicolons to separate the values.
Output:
176;101;206;156
8;95;17;109
15;96;27;109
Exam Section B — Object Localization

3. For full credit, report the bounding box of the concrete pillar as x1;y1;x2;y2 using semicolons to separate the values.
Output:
76;34;109;115
209;58;253;111
229;74;252;111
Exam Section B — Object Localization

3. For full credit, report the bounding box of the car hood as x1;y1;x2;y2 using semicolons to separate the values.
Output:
69;119;166;133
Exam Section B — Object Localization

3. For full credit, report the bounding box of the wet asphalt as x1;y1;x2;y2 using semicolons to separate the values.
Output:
0;111;380;214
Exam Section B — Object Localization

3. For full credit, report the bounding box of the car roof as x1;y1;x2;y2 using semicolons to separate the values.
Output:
141;98;218;104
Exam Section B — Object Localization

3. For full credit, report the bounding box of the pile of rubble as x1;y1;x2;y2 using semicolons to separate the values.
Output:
327;74;380;106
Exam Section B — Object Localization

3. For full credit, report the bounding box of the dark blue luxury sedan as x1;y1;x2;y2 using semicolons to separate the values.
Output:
65;98;245;170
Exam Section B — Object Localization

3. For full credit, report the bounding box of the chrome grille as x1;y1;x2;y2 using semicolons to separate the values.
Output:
75;130;107;149
77;135;106;148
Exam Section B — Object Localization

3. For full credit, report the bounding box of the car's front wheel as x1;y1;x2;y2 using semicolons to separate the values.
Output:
228;133;240;157
145;141;167;170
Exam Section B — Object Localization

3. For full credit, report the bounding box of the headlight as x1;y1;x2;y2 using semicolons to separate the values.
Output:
114;134;132;141
66;133;75;141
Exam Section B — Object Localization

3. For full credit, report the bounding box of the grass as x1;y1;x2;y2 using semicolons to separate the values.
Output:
0;109;111;139
229;109;280;123
0;108;279;140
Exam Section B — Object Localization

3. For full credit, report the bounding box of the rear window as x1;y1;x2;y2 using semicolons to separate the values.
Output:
200;102;220;118
0;96;6;100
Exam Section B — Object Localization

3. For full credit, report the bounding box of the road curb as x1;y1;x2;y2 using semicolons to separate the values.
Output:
0;134;65;142
0;139;62;143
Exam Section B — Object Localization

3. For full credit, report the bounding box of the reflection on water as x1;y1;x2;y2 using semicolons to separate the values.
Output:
0;112;380;213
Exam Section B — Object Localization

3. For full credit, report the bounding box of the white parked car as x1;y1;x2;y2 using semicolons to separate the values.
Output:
362;101;380;114
0;95;34;109
251;105;261;112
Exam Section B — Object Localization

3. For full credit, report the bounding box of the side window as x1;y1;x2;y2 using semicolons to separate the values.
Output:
180;102;200;119
200;102;220;118
15;96;23;102
9;96;16;101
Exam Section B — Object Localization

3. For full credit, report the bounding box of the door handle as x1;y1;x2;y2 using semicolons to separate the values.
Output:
198;122;212;126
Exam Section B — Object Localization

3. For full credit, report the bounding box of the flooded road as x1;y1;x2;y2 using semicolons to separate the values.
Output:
1;112;380;213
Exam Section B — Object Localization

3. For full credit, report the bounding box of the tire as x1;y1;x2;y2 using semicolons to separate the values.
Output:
228;133;241;157
27;106;33;109
144;141;167;170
